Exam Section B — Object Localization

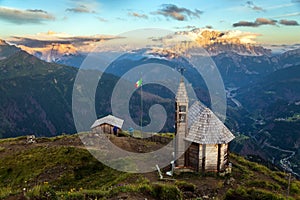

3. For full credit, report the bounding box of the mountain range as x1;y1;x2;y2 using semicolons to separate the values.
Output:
1;38;300;176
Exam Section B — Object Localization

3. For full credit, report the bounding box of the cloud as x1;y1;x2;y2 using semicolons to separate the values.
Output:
66;4;95;13
233;18;277;27
128;12;148;19
26;9;48;14
174;25;197;29
10;31;122;53
153;4;203;21
279;19;299;26
255;18;277;25
246;1;265;11
175;25;213;30
10;31;118;47
267;3;296;10
233;21;259;27
0;6;54;24
272;12;300;18
97;17;108;22
162;29;261;49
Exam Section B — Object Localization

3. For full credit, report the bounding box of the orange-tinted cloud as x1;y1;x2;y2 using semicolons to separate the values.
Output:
279;19;299;26
128;12;148;19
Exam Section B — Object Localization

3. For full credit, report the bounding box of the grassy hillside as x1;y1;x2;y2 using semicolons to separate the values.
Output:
0;134;299;200
0;51;78;138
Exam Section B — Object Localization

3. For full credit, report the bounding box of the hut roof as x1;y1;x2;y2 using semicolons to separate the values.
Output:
175;79;188;103
185;101;235;144
91;115;124;129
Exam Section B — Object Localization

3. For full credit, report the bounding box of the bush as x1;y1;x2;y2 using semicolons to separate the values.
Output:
175;181;196;192
58;190;107;200
152;183;183;200
138;184;153;195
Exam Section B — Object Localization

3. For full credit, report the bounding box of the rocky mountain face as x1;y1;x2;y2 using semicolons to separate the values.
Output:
18;43;79;62
10;29;273;69
175;29;272;56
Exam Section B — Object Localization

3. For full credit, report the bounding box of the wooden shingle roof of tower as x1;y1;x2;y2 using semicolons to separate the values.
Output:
175;78;188;103
185;101;235;144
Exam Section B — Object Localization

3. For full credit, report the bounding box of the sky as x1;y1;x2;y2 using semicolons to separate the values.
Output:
0;0;299;45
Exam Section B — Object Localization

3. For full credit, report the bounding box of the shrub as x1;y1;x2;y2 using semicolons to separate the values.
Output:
138;184;153;195
175;181;196;192
152;183;183;200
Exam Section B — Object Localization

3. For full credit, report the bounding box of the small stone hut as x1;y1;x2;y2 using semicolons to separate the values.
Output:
175;79;235;173
91;115;124;135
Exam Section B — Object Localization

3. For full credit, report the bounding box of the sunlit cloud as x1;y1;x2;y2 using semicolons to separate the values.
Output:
9;31;120;53
153;4;203;21
0;6;54;24
279;19;299;26
128;12;148;19
233;18;277;27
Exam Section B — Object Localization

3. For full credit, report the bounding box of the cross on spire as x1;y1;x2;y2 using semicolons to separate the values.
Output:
178;66;186;76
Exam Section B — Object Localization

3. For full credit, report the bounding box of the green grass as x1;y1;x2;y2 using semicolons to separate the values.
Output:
0;187;19;199
1;135;300;199
0;136;27;143
225;186;286;200
246;180;281;191
0;145;127;191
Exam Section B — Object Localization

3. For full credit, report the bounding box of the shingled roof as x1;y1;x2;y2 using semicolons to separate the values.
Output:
91;115;124;129
185;101;235;144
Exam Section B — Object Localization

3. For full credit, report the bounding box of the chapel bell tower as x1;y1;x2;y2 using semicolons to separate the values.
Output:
175;75;188;167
